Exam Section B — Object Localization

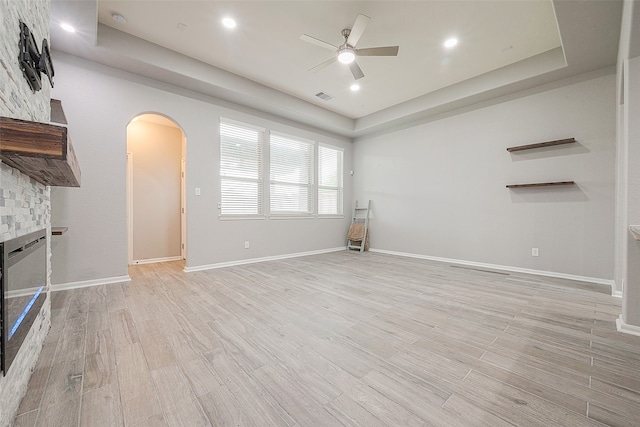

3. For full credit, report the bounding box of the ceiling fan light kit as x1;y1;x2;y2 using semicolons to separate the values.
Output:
301;13;399;80
337;47;356;64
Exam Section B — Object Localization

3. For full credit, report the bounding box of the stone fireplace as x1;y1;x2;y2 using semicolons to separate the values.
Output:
0;169;51;426
0;0;53;425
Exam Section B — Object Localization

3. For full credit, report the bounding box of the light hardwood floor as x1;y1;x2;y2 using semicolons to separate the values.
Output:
12;251;640;426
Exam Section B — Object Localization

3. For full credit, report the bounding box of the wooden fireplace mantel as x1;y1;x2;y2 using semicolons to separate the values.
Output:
0;100;80;187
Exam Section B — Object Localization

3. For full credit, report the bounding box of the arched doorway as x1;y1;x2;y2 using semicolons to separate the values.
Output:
126;113;186;265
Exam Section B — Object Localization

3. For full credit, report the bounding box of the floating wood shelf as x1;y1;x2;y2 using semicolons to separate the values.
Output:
506;138;576;152
0;115;80;187
51;227;68;236
506;181;575;189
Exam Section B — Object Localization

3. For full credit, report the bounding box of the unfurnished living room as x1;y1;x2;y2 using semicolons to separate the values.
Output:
1;0;640;426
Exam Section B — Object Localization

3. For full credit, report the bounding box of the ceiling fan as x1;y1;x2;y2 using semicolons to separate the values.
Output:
300;14;399;80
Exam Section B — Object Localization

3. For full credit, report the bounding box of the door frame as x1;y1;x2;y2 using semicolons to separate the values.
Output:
181;156;186;260
126;114;187;265
126;152;134;265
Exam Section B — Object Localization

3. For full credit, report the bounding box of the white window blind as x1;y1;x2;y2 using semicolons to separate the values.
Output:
318;144;343;215
270;133;313;214
220;119;264;215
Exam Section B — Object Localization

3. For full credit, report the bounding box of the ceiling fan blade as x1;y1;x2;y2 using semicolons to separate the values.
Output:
309;56;337;72
356;46;399;57
300;34;337;51
347;14;370;47
348;61;365;80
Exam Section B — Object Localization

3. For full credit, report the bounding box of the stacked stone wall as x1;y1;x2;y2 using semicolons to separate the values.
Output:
0;1;52;426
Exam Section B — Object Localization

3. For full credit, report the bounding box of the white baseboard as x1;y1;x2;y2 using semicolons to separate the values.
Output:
616;315;640;337
369;248;614;292
51;275;131;292
184;247;346;273
131;256;183;265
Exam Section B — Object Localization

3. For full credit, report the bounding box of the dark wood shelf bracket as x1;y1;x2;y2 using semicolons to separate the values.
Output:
506;181;575;189
506;138;576;152
50;99;68;125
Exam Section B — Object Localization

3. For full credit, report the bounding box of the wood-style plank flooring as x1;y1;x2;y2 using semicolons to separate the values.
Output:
12;251;640;426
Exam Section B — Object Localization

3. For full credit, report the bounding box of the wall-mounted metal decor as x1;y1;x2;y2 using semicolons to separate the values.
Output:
18;21;54;92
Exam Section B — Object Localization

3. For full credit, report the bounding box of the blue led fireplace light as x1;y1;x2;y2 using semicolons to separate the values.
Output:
9;286;44;339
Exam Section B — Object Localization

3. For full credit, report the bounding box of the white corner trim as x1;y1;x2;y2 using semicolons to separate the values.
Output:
51;275;131;292
611;279;623;298
184;247;346;273
131;256;183;265
616;315;640;337
369;248;614;290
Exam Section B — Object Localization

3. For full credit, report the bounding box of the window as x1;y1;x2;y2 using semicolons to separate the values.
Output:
219;120;342;218
219;119;264;215
269;132;314;215
318;144;344;215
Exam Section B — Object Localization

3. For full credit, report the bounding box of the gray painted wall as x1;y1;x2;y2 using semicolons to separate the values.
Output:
127;120;182;262
623;56;640;326
353;73;616;281
50;49;618;291
50;52;353;285
616;0;640;331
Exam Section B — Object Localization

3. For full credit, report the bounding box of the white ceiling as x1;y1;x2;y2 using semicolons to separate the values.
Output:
50;1;623;139
96;1;561;119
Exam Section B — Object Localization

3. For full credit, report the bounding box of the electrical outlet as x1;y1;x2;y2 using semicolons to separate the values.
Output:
244;241;250;249
532;248;539;257
195;187;201;196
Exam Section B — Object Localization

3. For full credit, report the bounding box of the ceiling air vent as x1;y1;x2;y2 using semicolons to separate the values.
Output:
315;92;334;101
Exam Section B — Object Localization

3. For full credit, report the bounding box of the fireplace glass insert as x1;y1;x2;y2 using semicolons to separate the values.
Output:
0;229;47;375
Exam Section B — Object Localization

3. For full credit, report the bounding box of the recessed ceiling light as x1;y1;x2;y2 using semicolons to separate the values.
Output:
60;23;76;33
444;38;458;48
350;83;360;92
222;17;237;29
112;12;127;25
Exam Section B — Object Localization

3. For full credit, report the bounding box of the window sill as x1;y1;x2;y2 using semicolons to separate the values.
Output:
269;214;315;220
218;214;344;221
219;215;266;221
